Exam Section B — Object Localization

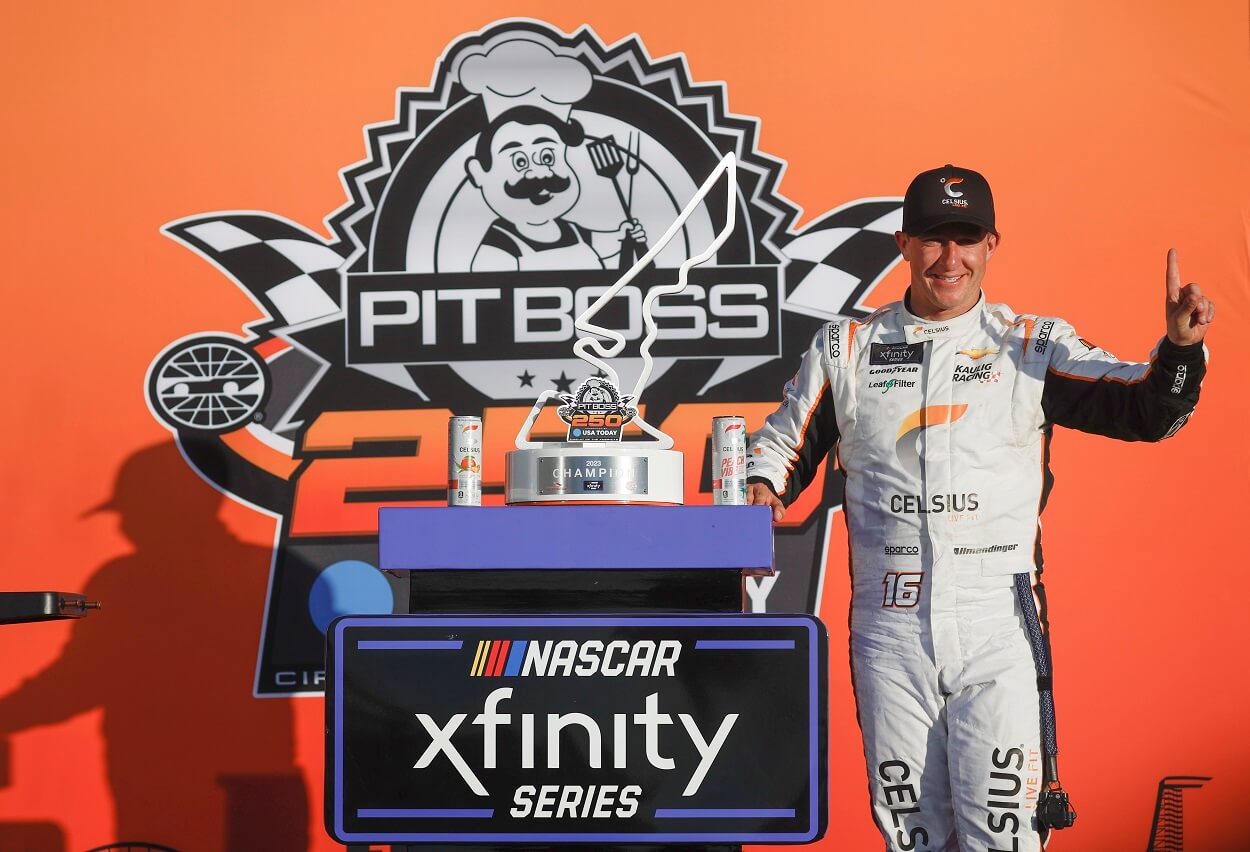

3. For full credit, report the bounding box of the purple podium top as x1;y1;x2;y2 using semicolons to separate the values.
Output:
379;506;773;573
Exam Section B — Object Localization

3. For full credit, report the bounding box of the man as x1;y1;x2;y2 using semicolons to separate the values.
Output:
465;105;645;271
745;164;1213;851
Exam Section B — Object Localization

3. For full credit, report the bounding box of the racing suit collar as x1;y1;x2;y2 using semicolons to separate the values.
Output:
901;290;986;343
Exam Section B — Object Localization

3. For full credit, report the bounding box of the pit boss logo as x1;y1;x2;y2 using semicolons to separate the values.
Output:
144;19;906;696
328;615;827;844
557;378;637;441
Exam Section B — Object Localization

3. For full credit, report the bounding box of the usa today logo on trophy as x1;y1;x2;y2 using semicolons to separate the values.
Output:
504;154;740;506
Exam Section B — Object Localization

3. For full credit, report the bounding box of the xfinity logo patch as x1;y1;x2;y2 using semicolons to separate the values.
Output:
870;342;925;366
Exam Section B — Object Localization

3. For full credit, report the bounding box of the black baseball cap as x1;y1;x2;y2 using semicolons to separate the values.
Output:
901;164;996;236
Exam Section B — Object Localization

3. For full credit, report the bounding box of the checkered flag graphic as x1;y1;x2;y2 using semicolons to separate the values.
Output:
779;198;904;320
163;214;350;328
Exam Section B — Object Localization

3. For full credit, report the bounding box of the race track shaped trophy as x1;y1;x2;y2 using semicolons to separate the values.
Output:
504;153;740;506
329;153;828;850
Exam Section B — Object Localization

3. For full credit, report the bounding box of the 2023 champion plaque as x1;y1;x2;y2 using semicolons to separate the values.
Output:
326;614;827;845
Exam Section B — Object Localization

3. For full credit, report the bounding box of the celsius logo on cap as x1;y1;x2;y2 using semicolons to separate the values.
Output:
902;164;995;235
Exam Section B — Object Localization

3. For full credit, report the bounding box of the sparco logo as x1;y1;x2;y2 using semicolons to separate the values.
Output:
828;322;843;359
1171;363;1188;395
884;545;920;556
1033;320;1055;354
143;19;906;696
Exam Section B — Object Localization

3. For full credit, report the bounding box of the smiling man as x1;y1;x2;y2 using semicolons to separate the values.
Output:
746;165;1214;850
465;106;644;271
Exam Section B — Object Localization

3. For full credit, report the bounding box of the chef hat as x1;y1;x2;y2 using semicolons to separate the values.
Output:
457;37;593;123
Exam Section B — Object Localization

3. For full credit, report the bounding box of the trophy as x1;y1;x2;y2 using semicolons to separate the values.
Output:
505;153;739;505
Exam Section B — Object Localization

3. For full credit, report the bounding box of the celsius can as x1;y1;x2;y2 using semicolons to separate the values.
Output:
448;416;482;506
712;416;747;506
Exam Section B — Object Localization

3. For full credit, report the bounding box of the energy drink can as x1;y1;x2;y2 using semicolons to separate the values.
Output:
448;416;482;506
712;416;747;505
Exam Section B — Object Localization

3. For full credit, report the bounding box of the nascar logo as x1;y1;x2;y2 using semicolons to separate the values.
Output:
470;639;682;678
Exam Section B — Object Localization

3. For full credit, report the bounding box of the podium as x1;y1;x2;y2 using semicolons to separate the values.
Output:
327;506;826;849
382;506;773;615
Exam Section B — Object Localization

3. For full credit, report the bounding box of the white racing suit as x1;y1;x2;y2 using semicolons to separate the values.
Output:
747;295;1206;851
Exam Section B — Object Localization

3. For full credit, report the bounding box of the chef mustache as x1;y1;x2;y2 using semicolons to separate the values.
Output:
505;174;572;204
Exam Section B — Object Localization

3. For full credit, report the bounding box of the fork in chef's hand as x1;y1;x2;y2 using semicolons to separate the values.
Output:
618;132;646;267
625;132;641;214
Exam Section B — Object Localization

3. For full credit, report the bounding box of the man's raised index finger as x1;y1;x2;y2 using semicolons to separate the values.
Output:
1166;248;1182;302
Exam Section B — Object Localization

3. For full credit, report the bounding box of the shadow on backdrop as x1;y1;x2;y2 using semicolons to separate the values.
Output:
0;441;309;851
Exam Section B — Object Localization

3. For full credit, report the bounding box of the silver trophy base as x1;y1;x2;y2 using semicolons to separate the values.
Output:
506;445;684;505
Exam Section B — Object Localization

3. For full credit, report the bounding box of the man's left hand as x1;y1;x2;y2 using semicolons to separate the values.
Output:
1166;248;1215;345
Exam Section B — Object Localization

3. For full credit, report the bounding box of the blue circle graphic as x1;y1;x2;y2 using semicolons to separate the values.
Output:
308;560;395;634
572;428;582;437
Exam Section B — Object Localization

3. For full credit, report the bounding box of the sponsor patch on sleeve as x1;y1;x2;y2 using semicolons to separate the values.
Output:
1023;319;1057;363
825;321;848;367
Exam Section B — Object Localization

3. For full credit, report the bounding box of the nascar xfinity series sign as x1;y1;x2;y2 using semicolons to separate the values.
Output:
327;615;827;844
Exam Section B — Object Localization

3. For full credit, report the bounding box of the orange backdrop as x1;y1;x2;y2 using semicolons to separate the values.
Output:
1;2;1247;850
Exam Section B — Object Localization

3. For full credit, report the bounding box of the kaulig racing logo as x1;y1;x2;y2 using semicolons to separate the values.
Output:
144;19;904;695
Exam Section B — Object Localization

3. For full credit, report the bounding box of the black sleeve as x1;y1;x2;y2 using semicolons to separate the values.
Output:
1042;331;1207;441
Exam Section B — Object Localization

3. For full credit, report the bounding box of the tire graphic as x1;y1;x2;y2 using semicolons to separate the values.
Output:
148;336;269;434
